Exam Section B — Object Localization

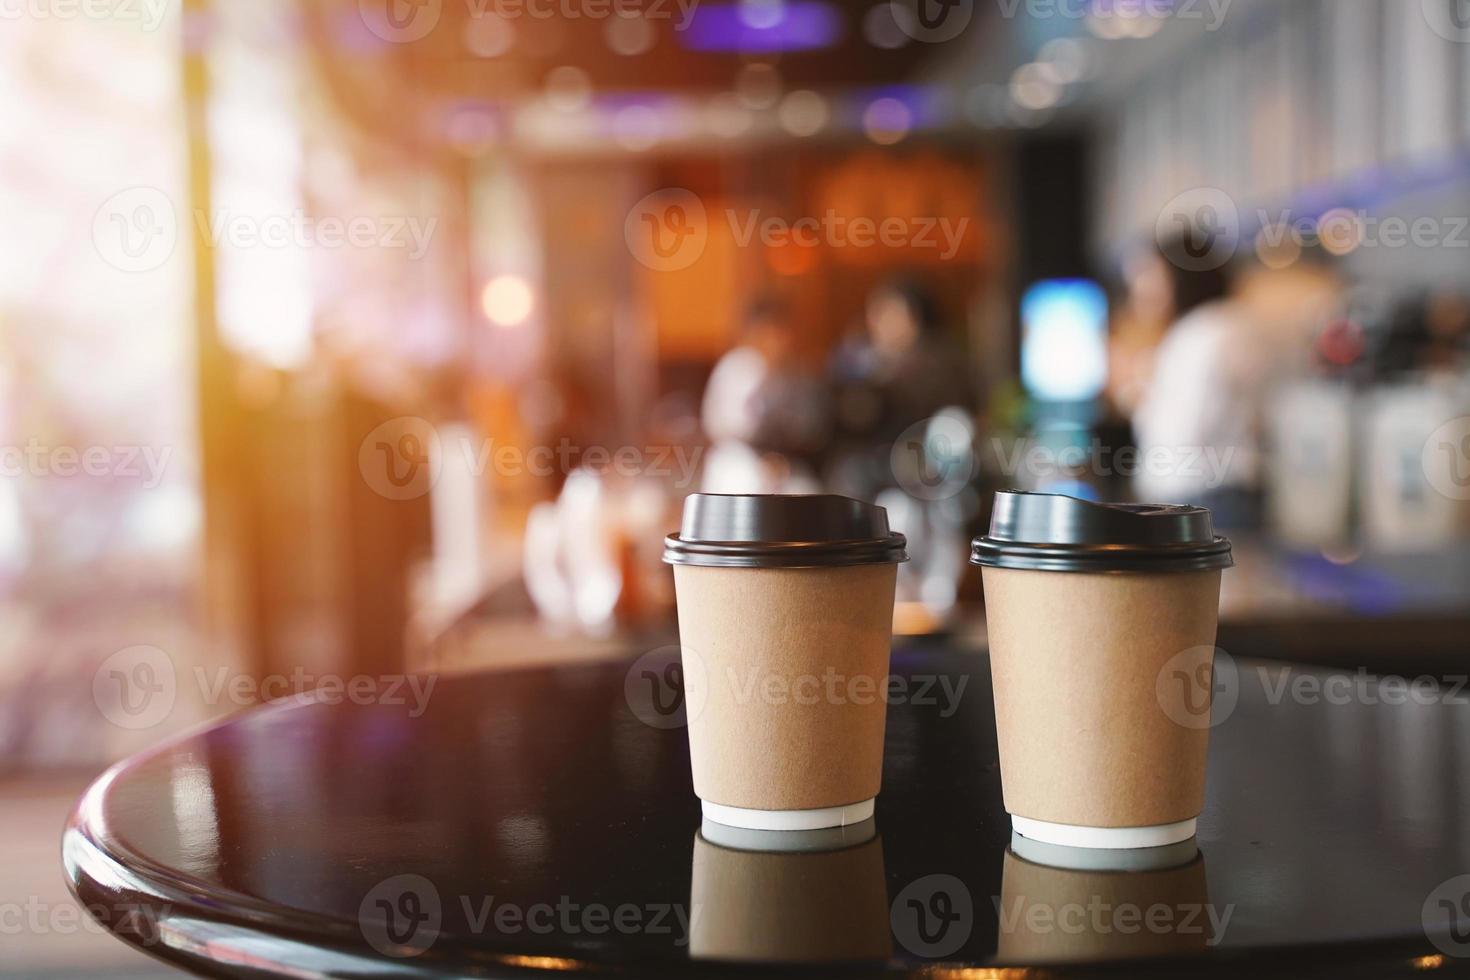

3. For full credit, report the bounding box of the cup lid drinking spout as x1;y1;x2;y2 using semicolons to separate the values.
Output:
970;490;1233;573
664;493;909;569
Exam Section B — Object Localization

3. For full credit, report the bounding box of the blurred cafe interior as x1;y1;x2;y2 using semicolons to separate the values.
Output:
6;0;1470;973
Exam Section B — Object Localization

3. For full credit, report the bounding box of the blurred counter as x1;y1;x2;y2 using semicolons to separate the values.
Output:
423;536;1470;677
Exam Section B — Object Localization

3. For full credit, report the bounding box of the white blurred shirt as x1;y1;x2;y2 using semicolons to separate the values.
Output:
1131;301;1262;503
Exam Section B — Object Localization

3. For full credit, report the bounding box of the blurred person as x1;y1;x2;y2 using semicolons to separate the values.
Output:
825;279;975;500
824;281;977;621
856;279;972;439
1132;237;1339;525
1106;246;1176;418
700;297;826;493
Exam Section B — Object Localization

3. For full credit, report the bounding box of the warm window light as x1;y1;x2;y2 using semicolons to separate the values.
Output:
481;275;535;327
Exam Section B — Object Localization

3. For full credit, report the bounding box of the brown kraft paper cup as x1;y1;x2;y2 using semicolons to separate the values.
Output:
971;491;1232;847
673;562;898;812
664;494;907;828
982;566;1222;829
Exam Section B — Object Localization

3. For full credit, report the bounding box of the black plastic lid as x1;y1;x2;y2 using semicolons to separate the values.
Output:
970;490;1233;573
663;494;908;568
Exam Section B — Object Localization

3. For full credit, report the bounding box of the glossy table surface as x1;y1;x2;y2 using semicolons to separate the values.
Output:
66;644;1470;978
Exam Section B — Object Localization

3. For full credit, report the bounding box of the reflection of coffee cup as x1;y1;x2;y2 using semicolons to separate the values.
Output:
998;834;1212;962
972;491;1232;848
664;494;906;830
689;819;890;962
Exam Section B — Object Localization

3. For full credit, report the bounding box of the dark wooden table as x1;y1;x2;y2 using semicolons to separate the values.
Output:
65;644;1470;977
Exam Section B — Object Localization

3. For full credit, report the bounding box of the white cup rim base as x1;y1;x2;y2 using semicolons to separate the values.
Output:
701;798;875;831
1011;814;1198;849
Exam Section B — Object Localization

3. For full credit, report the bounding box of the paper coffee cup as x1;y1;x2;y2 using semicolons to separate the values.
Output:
971;491;1233;849
689;819;890;963
664;494;906;830
998;834;1211;962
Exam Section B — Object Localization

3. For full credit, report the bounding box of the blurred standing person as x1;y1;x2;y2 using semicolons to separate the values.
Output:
1131;237;1337;526
700;297;826;493
1106;246;1176;419
828;279;976;626
860;279;972;440
827;279;974;494
1129;238;1245;517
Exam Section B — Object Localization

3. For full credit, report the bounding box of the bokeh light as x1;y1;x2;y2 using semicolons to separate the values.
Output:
545;66;592;112
481;275;535;327
735;62;782;109
462;15;515;58
605;15;656;55
862;3;911;49
777;89;828;136
1010;63;1062;111
862;96;911;144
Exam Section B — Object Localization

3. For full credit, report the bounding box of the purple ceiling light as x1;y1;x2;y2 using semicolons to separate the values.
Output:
678;1;844;53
